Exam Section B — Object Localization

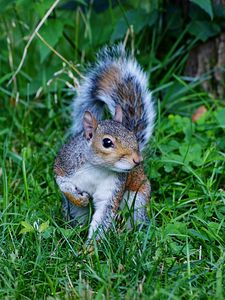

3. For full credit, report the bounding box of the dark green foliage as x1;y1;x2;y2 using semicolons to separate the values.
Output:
0;1;225;299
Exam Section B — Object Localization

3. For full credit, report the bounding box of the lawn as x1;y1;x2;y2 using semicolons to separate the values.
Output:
0;1;225;299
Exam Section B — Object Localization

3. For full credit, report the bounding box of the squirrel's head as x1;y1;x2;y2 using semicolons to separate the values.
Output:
83;106;143;172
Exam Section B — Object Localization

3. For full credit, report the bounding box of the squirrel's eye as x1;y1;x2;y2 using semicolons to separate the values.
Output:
102;138;114;148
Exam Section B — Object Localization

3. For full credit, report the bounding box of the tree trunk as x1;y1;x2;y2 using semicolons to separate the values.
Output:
185;32;225;99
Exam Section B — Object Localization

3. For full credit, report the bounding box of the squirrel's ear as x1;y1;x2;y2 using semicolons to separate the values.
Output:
113;105;123;123
83;111;98;140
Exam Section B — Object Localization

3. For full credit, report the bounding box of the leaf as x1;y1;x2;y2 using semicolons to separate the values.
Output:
188;21;221;41
90;11;114;46
41;226;54;239
188;229;209;241
148;10;159;27
19;221;34;234
38;19;64;62
168;114;191;134
60;228;74;238
160;140;180;154
165;222;187;237
169;241;183;254
190;0;213;19
208;222;222;233
112;9;157;41
215;108;225;128
34;0;55;18
164;163;174;173
162;153;184;173
38;220;50;233
179;143;203;167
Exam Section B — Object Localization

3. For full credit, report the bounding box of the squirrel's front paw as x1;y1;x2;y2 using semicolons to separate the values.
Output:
76;189;90;207
63;188;90;207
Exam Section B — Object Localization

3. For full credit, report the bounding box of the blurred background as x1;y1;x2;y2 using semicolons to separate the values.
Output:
1;0;225;107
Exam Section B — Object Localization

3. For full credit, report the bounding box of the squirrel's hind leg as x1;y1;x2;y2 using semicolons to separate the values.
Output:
124;166;151;227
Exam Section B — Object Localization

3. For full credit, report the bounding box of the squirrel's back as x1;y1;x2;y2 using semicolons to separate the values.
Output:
72;44;155;151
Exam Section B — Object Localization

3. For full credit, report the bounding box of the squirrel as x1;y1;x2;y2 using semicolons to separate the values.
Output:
54;44;155;241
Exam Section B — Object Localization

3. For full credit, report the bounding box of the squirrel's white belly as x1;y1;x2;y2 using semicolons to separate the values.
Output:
70;163;118;198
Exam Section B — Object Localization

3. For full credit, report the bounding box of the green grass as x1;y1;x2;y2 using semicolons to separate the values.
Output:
1;1;225;299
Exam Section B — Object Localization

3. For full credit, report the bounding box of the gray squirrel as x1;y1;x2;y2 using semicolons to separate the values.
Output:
54;45;155;240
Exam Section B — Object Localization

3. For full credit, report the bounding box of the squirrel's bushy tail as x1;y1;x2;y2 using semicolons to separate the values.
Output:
72;44;155;151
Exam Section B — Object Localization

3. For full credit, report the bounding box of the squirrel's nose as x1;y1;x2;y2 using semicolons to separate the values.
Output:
133;154;143;166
